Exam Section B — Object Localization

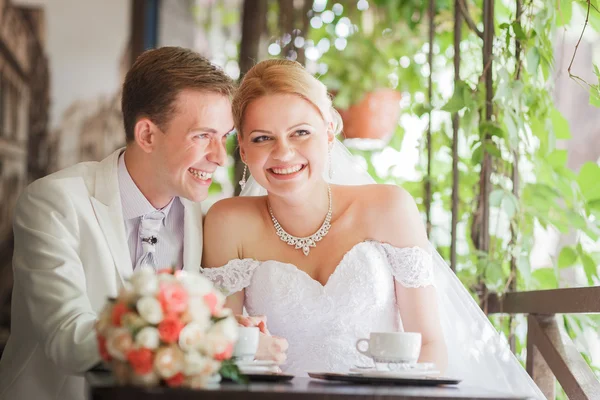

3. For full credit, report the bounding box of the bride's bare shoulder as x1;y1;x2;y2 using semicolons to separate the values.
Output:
202;196;266;266
339;184;428;248
204;196;265;227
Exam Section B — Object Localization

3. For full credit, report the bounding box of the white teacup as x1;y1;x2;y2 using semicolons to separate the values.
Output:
233;327;260;361
355;332;421;364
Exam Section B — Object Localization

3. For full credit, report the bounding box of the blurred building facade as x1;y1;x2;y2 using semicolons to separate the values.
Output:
0;0;50;347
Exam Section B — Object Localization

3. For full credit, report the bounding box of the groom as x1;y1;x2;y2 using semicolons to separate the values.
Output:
0;47;235;400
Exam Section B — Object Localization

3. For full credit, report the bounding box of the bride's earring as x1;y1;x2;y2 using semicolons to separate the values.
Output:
239;163;248;190
328;147;334;180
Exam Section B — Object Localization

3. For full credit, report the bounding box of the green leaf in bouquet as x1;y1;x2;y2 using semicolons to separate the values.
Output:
219;359;248;384
211;315;229;324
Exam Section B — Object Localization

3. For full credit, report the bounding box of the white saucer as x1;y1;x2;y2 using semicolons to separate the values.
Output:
239;365;281;374
235;360;279;367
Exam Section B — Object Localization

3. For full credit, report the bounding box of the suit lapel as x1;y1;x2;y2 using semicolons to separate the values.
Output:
90;148;132;285
181;198;203;272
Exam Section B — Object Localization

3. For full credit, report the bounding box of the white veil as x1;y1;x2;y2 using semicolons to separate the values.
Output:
241;139;544;399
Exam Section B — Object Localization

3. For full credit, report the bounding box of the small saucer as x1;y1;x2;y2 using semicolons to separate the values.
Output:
238;365;282;374
235;359;279;367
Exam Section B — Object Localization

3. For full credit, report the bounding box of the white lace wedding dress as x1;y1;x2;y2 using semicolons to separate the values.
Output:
202;241;431;375
201;239;543;399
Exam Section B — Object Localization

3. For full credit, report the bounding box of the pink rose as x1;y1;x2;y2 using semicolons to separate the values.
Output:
96;334;111;362
126;347;154;375
203;293;219;315
213;342;234;361
165;372;185;387
111;302;129;326
158;315;184;343
158;282;189;315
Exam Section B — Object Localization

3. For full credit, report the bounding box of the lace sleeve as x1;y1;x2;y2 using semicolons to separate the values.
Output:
200;259;261;296
378;243;434;288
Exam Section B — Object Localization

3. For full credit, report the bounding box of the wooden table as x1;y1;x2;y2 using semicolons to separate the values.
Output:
86;371;532;400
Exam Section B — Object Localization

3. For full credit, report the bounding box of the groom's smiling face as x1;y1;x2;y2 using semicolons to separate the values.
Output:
152;89;234;202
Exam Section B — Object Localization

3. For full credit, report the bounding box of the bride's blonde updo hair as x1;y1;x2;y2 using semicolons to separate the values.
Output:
232;59;342;136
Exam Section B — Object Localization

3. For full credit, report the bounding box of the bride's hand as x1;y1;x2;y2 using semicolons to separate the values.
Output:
256;332;288;364
234;315;288;364
235;314;270;335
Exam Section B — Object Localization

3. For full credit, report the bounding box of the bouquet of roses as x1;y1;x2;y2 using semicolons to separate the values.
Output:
95;268;240;388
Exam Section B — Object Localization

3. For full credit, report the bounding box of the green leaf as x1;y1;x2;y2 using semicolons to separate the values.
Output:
550;108;571;139
484;142;502;158
480;121;505;139
558;246;578;269
590;84;600;108
557;0;573;27
490;189;504;207
502;192;519;219
577;162;600;201
511;21;527;41
581;253;598;285
219;359;248;384
532;267;558;289
441;82;468;113
547;150;568;168
526;47;540;74
517;255;532;286
471;142;483;165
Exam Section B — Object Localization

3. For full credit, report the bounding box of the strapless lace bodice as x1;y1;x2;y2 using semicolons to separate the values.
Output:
201;241;433;376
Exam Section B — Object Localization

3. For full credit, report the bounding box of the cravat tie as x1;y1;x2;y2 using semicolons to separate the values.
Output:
135;210;165;271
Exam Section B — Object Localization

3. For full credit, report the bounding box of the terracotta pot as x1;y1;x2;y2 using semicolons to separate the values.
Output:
336;89;402;141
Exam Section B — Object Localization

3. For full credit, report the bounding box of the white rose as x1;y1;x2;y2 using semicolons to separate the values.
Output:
154;346;184;379
200;317;238;358
187;297;211;325
131;371;160;387
179;272;214;297
209;316;239;342
137;296;164;324
179;322;207;352
106;328;133;361
201;335;232;359
157;272;177;284
183;350;210;375
130;269;159;296
135;327;160;350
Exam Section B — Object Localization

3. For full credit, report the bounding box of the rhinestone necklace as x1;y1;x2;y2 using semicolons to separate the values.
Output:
268;185;332;256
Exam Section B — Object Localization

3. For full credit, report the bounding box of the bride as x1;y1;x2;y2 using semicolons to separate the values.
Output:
201;59;543;398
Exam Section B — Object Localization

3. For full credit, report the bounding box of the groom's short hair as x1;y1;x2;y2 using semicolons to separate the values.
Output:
121;46;235;142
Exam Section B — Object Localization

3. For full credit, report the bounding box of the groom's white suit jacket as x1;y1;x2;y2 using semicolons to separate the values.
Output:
0;149;204;400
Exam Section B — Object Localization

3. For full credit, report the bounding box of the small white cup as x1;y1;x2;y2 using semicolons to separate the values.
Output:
355;332;421;364
233;327;260;361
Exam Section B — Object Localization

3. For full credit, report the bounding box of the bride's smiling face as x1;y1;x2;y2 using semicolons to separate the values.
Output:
240;93;333;196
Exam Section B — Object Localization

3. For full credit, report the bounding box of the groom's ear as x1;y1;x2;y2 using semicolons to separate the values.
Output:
134;118;156;153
